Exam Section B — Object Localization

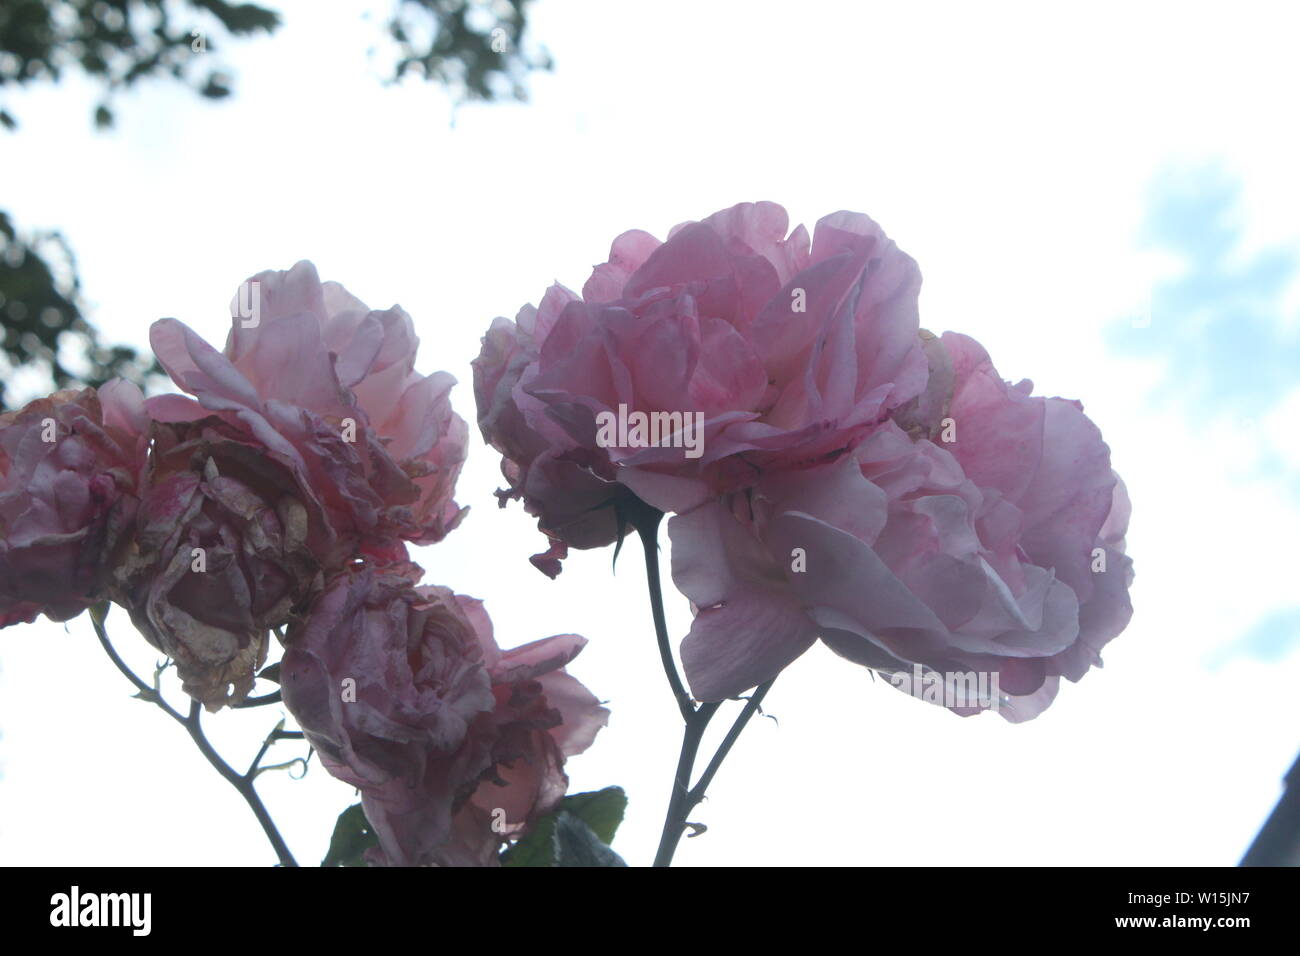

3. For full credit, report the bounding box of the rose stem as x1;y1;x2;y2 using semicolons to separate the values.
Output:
652;681;776;867
633;508;695;722
632;513;779;866
89;604;299;867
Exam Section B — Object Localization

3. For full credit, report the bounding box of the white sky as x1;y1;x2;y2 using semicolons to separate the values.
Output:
2;0;1298;866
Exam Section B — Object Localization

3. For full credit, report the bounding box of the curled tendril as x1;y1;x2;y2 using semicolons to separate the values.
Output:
254;757;309;781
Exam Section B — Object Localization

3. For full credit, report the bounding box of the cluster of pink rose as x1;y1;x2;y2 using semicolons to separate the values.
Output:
0;200;1134;865
475;201;1133;721
0;262;608;866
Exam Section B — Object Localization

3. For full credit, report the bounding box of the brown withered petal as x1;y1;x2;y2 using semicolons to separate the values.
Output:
114;422;323;709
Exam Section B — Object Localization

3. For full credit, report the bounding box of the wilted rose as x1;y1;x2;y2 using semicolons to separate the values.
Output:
112;414;325;709
437;623;610;866
281;567;607;866
148;262;466;567
474;201;926;575
0;381;147;627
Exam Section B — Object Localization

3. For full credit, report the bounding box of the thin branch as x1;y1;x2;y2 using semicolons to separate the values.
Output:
245;725;304;777
231;690;282;708
183;701;298;866
653;701;718;867
653;679;778;867
92;608;178;716
686;679;775;808
89;605;298;866
619;503;777;866
245;720;285;778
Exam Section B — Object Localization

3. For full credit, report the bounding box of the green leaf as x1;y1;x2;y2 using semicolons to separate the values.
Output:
500;814;558;868
257;661;281;685
500;787;628;867
554;812;627;867
321;804;378;867
561;786;627;845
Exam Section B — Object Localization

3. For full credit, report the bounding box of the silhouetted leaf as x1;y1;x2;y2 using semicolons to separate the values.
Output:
500;787;628;867
500;813;557;867
322;804;377;867
554;812;626;867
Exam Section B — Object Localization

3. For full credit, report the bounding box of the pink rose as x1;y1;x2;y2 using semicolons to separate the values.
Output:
669;332;1133;721
281;567;607;866
226;262;468;545
437;623;610;866
111;414;326;709
148;262;466;567
0;382;147;627
474;201;927;575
